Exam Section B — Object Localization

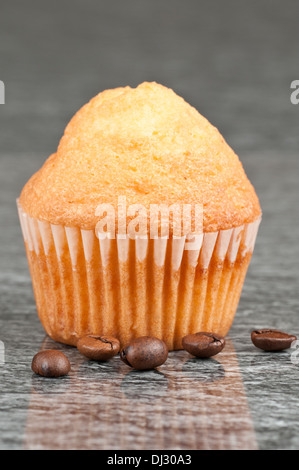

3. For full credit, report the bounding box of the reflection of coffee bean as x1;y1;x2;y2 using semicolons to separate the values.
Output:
32;350;71;377
77;335;120;361
121;369;169;402
31;374;71;395
120;336;168;370
251;329;297;352
182;358;225;383
182;332;225;358
248;352;290;371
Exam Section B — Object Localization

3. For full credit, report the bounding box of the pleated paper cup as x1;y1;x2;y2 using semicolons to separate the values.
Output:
17;201;261;350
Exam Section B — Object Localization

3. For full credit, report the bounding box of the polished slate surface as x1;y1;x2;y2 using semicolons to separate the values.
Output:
0;0;299;450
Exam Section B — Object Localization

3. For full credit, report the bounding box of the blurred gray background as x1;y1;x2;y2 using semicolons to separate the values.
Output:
1;0;298;156
0;0;299;450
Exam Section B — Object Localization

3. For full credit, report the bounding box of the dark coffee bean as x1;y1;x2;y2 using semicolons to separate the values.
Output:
251;329;297;351
32;350;71;377
120;336;168;370
77;335;120;361
182;332;225;358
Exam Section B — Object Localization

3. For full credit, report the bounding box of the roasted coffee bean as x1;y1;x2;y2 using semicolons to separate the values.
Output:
77;335;120;361
32;350;71;378
120;336;168;370
251;329;297;351
182;332;225;358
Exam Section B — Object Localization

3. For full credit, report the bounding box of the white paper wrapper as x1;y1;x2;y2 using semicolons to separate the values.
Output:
17;201;261;350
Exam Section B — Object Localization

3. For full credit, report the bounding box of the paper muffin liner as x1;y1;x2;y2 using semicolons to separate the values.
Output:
17;201;261;350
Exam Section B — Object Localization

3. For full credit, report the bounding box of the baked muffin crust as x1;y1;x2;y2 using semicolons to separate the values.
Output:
19;82;261;232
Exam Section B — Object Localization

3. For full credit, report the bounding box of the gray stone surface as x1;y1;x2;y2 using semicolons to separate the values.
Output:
0;0;299;450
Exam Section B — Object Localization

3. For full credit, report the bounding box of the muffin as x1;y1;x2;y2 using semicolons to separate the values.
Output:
18;82;261;350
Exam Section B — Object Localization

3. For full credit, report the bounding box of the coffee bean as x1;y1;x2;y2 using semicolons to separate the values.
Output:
32;350;71;377
120;336;168;370
77;335;120;361
251;329;297;351
182;332;225;358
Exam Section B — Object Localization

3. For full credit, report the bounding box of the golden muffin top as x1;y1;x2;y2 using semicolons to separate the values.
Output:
19;82;261;232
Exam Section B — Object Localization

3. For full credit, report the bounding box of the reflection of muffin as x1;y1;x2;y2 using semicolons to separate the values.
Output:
18;82;261;350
